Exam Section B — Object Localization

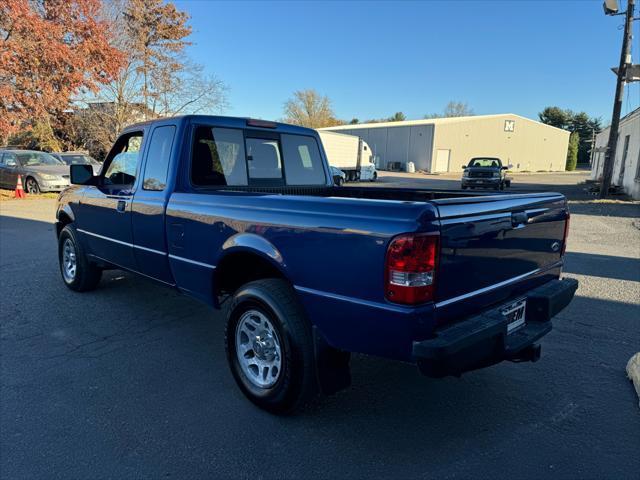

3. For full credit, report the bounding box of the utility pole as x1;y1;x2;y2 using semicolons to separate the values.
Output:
600;0;635;198
589;129;596;167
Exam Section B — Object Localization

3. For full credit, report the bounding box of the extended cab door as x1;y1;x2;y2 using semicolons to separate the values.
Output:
131;124;177;284
75;131;144;271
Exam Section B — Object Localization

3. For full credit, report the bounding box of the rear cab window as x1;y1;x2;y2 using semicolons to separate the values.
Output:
190;125;326;188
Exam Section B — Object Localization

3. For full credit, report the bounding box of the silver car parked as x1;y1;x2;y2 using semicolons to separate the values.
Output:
0;150;71;193
51;152;102;176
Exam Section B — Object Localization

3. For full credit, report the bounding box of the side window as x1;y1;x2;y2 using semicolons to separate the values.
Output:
143;126;176;191
281;134;326;185
191;126;247;186
246;137;283;183
2;153;17;167
103;132;144;188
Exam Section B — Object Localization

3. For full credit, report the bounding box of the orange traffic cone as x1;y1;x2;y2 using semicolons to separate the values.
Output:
14;175;26;199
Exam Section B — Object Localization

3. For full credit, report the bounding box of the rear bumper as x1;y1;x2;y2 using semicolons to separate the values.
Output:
413;278;578;377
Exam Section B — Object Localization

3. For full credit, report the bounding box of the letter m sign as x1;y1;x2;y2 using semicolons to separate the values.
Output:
504;120;515;132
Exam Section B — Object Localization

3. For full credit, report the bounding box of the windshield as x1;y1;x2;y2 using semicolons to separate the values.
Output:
468;158;502;168
60;154;98;165
16;152;63;166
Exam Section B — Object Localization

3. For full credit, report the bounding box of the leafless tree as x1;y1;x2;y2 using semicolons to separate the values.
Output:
424;101;475;119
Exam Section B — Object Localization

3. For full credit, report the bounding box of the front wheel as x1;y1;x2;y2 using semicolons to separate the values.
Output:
25;177;40;194
58;225;102;291
225;279;317;413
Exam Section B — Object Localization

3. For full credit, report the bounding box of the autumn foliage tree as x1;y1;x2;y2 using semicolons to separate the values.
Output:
0;0;124;143
123;0;191;115
283;89;340;128
69;0;226;159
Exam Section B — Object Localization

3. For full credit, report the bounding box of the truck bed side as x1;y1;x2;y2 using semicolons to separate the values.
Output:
165;191;439;359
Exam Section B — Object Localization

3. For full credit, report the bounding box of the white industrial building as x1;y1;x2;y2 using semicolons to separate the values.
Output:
321;113;570;173
591;107;640;200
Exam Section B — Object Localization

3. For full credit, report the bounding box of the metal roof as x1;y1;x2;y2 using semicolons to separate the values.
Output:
320;113;569;133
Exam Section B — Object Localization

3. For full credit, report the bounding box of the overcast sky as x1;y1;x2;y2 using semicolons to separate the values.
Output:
176;0;640;124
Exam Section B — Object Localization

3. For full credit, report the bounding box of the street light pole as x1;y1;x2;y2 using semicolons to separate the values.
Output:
600;0;635;198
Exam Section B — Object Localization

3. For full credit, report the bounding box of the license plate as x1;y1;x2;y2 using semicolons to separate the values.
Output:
502;299;526;334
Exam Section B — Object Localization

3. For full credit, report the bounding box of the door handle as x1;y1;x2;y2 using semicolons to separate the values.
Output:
116;200;127;213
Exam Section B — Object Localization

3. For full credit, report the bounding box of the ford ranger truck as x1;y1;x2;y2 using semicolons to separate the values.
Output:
56;115;578;413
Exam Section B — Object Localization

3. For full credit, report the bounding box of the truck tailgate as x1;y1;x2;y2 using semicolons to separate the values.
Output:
432;193;568;314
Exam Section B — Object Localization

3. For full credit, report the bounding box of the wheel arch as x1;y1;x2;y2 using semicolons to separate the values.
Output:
56;205;75;237
214;233;289;305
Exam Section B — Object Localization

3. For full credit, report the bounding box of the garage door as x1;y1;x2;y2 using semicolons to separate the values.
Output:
434;149;450;173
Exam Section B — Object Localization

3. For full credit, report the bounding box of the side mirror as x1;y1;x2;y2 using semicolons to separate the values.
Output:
461;165;467;169
70;164;96;185
501;166;508;170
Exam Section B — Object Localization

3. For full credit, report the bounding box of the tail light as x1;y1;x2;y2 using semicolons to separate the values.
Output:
561;213;570;256
385;233;439;305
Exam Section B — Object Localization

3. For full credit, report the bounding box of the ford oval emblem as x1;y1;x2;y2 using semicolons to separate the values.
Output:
551;241;560;252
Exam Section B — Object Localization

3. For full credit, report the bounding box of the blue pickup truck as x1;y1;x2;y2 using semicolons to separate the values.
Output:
56;115;578;413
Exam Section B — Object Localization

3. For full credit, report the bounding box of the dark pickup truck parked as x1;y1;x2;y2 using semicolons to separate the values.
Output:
461;157;512;190
56;115;577;413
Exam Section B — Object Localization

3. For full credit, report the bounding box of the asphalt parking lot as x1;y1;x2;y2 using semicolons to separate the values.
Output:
1;174;639;479
363;170;595;199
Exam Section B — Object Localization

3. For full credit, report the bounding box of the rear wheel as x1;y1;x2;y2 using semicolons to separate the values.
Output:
225;279;317;413
58;225;102;291
371;172;377;182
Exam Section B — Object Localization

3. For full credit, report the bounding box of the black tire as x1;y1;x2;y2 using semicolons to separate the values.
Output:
336;177;344;187
25;177;40;194
225;278;317;413
371;172;377;182
506;180;511;188
58;225;102;292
